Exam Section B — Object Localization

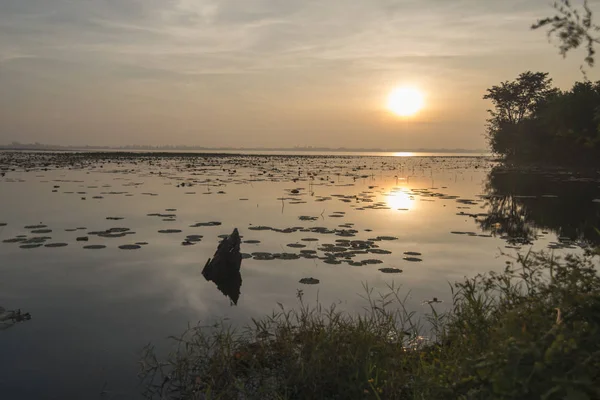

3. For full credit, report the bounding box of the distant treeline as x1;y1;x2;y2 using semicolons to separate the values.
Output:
485;71;600;165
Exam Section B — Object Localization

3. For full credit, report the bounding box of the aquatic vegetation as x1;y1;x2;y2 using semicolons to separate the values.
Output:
19;244;42;249
3;238;26;243
140;252;600;400
379;267;403;273
24;225;47;229
185;235;203;242
158;229;182;234
190;222;221;227
118;244;142;250
44;243;68;248
83;245;106;250
299;277;320;284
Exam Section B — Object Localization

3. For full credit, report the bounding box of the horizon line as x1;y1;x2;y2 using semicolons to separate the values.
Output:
0;142;488;153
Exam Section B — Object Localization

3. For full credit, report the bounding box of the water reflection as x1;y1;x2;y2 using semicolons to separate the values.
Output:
201;229;243;305
386;189;416;211
480;166;600;245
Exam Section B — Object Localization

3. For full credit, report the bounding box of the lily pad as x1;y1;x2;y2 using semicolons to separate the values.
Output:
403;251;422;256
362;259;384;265
190;222;222;227
158;229;183;234
301;238;319;242
23;237;49;244
252;252;275;260
368;249;392;255
376;236;398;241
300;249;317;254
119;244;142;250
44;243;68;248
299;277;320;285
31;229;52;234
83;245;106;250
98;232;128;238
287;243;306;248
248;226;272;231
403;257;423;262
273;253;301;260
24;225;47;229
379;268;403;274
107;227;130;233
3;238;26;243
186;235;203;242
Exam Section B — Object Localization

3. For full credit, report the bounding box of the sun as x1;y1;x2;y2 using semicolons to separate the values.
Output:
387;87;425;117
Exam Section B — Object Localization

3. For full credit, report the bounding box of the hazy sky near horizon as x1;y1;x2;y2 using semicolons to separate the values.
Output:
1;0;598;149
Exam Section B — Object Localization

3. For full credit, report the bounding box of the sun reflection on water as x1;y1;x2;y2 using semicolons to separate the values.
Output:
386;189;416;211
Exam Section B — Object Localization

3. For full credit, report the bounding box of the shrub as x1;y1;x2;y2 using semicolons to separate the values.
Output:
139;251;600;400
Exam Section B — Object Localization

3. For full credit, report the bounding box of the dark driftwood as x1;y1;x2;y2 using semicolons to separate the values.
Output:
202;228;242;305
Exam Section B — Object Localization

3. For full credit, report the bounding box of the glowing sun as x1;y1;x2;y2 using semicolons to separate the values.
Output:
387;87;425;117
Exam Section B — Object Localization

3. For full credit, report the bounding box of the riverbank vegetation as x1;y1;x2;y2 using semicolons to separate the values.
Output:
139;250;600;399
484;72;600;165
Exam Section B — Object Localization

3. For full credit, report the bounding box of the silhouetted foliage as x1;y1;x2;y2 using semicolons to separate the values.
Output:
533;0;599;68
480;166;600;246
485;72;600;164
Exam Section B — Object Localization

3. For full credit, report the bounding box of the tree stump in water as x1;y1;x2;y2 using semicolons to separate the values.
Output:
202;228;242;305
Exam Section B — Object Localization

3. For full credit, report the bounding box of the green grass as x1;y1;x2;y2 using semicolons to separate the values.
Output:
139;251;600;399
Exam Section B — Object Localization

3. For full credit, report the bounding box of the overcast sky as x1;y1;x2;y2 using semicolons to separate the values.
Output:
0;0;598;149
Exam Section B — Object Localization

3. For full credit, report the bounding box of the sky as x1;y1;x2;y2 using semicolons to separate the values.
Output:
0;0;598;149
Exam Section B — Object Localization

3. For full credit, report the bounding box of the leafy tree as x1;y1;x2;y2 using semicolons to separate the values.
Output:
483;72;556;157
484;72;600;164
533;0;599;68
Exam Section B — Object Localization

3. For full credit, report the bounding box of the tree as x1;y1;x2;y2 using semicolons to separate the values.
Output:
483;72;556;157
484;72;600;164
533;0;599;68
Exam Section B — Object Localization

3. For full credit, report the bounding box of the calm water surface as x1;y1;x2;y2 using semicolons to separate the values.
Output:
0;152;598;399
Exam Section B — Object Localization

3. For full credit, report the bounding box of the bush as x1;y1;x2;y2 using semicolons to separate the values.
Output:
139;252;600;399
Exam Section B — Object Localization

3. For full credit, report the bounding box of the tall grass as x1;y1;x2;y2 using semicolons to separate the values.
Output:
139;251;600;400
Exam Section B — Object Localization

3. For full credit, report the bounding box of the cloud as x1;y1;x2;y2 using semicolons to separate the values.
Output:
0;0;596;148
0;0;559;77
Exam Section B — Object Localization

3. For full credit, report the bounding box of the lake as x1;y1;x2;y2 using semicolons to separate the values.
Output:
0;151;598;399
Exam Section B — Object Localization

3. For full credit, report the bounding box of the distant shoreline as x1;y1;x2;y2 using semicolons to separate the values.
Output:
0;145;487;154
